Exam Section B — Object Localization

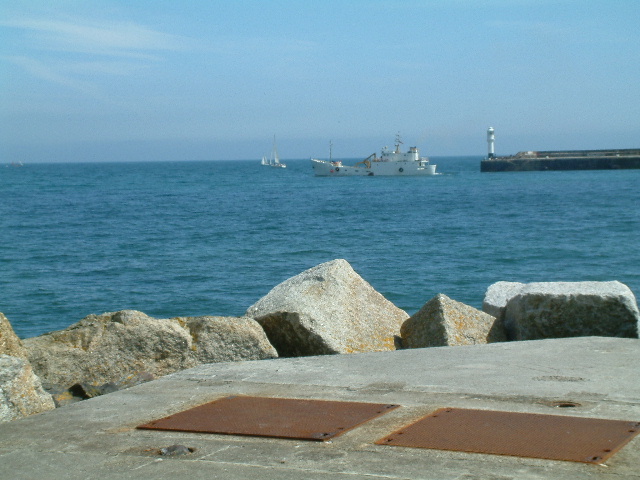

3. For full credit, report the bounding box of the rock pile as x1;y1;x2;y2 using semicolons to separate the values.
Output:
2;259;639;422
401;294;506;348
23;311;277;405
246;259;408;356
1;313;55;422
483;281;639;340
1;312;29;360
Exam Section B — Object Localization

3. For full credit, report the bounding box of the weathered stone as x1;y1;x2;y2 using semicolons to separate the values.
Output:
0;314;55;421
401;294;507;348
48;388;83;407
23;310;277;391
482;282;525;322
48;372;156;407
0;312;28;359
160;445;195;456
175;316;278;364
503;281;640;340
246;259;409;356
23;310;187;389
0;354;55;423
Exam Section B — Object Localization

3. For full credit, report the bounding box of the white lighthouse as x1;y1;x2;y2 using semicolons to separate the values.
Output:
487;127;495;158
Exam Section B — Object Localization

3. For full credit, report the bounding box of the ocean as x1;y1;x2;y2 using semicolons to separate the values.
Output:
2;157;639;339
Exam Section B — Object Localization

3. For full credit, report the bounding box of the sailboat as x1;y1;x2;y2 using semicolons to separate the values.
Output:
261;136;286;168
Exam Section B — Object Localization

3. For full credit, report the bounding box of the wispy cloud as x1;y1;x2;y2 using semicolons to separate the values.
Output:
485;19;573;37
2;17;192;57
204;35;316;58
1;16;193;96
3;55;101;95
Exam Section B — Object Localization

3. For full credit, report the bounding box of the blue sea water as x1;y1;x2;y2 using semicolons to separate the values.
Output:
1;157;639;339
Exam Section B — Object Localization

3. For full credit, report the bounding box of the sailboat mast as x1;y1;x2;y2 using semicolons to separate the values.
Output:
273;135;279;164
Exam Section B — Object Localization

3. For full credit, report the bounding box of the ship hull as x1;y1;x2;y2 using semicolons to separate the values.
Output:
311;159;437;176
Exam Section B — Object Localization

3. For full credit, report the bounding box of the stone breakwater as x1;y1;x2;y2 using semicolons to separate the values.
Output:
2;259;639;423
480;148;640;172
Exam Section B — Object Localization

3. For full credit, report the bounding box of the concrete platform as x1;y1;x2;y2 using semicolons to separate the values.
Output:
1;337;639;479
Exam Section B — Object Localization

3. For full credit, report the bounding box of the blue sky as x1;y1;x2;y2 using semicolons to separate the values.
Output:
1;0;639;162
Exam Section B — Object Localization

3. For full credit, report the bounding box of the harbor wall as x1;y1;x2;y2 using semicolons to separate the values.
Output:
481;149;640;172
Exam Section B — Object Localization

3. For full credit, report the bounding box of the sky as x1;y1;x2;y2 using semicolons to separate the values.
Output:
1;0;639;162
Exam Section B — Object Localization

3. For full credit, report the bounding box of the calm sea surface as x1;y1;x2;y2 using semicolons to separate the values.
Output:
2;157;639;339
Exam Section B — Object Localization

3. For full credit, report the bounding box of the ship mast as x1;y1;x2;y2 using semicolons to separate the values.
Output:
394;132;403;154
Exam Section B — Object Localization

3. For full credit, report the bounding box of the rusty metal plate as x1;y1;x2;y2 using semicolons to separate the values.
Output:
376;407;640;464
138;396;399;441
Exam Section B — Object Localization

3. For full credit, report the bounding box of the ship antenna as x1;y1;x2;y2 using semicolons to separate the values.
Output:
395;132;403;153
329;140;333;161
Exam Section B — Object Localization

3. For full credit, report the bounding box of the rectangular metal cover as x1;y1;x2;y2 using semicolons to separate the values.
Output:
375;407;640;464
138;395;399;441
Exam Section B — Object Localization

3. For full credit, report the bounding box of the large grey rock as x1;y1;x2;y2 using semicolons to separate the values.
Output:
0;313;28;359
401;294;507;348
503;281;640;340
174;315;278;363
0;313;54;421
0;354;55;423
23;310;277;390
482;282;525;322
246;259;409;356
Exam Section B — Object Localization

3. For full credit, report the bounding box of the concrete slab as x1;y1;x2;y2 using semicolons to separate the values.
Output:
1;337;639;479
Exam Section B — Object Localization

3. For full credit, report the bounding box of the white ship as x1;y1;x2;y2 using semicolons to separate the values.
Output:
311;135;436;176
